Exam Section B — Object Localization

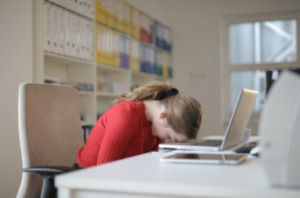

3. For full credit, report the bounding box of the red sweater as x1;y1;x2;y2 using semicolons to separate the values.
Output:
77;101;161;167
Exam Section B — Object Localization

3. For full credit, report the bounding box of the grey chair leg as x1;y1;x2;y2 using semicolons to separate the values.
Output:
40;176;56;198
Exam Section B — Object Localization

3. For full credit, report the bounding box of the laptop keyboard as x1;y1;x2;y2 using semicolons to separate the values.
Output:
192;140;222;146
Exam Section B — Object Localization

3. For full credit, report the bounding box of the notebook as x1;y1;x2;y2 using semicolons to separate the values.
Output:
159;88;258;151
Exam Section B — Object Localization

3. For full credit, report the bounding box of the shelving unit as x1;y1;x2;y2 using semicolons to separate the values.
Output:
34;0;172;127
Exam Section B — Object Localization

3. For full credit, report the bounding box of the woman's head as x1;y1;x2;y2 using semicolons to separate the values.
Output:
161;92;202;139
112;81;203;140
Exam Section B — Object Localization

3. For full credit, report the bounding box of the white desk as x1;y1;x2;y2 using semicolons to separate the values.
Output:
55;137;300;198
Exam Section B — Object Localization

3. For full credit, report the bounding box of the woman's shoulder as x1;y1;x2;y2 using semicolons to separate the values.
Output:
114;100;143;108
109;100;144;114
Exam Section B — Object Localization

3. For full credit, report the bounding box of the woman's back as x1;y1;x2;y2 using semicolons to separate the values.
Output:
77;101;161;167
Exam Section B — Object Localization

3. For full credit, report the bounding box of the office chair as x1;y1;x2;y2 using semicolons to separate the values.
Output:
17;83;85;198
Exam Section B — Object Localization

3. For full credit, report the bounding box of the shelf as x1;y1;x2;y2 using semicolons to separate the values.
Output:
97;64;130;73
78;91;94;95
96;64;167;79
81;121;95;126
156;76;170;82
41;0;172;128
44;0;94;21
44;52;93;67
131;71;169;82
131;70;157;78
97;92;120;97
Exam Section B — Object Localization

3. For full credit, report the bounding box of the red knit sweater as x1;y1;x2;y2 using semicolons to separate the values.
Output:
77;101;161;167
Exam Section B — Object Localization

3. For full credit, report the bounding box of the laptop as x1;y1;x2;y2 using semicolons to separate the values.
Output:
159;88;258;151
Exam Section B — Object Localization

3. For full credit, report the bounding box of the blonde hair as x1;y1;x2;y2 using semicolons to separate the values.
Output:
112;81;202;139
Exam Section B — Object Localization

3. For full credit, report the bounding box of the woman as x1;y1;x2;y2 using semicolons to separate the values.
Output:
76;81;202;168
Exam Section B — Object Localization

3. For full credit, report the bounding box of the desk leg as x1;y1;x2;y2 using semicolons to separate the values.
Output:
57;188;73;198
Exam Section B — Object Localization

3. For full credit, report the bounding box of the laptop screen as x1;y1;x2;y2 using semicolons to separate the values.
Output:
220;89;258;150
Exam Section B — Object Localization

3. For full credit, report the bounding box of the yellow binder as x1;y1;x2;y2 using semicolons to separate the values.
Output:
130;5;140;39
130;39;140;71
113;31;120;67
96;0;106;25
95;25;102;63
122;0;130;35
162;51;169;77
107;0;113;28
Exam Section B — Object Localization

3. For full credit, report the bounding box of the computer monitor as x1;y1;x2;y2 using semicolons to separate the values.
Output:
266;68;300;96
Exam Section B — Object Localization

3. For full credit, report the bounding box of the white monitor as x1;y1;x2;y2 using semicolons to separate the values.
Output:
259;71;300;188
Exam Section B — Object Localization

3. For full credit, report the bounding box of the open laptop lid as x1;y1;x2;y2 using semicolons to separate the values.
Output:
220;88;258;150
158;88;258;151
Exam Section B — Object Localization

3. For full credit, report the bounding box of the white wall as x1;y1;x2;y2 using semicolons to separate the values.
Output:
0;0;32;197
127;0;300;138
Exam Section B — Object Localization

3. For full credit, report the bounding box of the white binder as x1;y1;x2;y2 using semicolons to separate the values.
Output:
73;15;81;58
108;28;112;63
79;18;87;59
68;0;78;13
80;18;94;60
44;4;53;52
86;20;94;60
78;0;86;16
52;6;60;53
64;12;73;57
57;8;65;55
87;0;95;20
56;0;68;8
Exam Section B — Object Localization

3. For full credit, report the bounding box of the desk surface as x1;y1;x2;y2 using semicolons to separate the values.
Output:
55;137;300;198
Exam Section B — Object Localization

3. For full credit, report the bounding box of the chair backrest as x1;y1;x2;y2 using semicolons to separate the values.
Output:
17;83;84;198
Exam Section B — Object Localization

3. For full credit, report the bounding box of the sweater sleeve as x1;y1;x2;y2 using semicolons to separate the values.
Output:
96;108;137;165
